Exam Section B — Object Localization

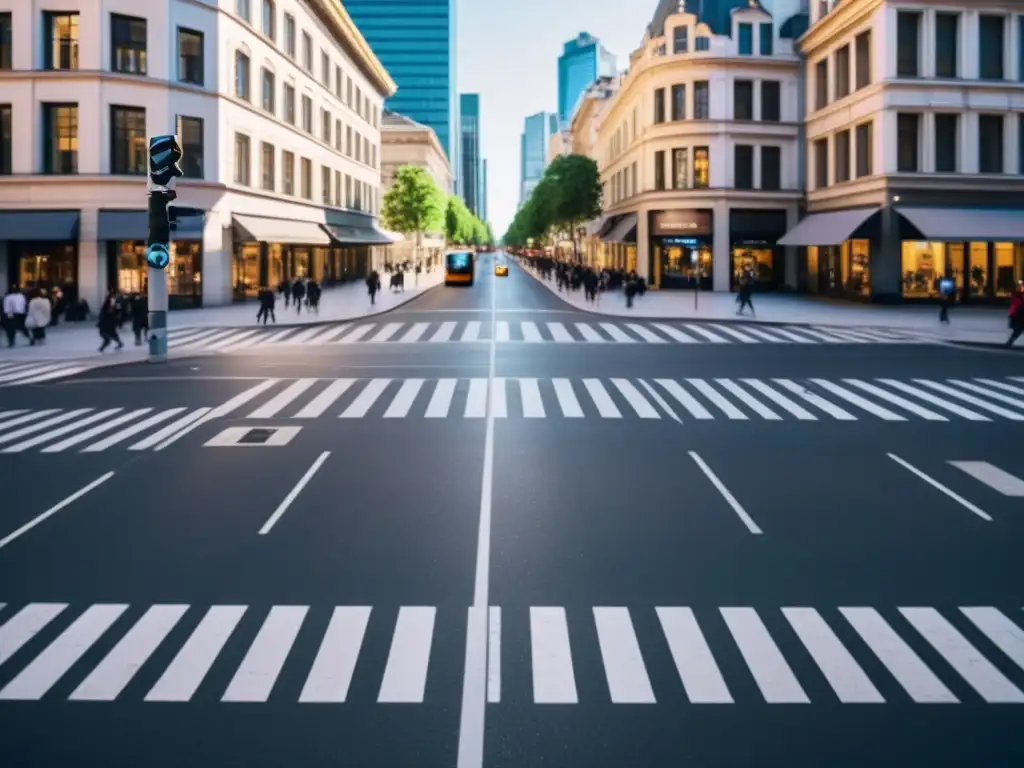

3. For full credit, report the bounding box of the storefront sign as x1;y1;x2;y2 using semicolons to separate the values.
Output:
662;237;701;247
652;210;712;237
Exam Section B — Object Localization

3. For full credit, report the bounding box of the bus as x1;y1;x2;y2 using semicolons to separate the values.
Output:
445;250;475;286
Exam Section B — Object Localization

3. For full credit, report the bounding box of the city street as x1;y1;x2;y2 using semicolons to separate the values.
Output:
1;254;1024;767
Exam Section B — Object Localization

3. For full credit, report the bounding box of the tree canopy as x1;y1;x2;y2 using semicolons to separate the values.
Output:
443;194;492;247
380;165;446;237
503;153;603;250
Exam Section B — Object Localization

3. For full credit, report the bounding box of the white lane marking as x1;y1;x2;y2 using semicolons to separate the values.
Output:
0;363;80;383
843;379;947;420
519;378;545;418
69;604;190;701
0;410;66;435
715;379;781;420
656;607;732;703
399;322;430;342
574;323;604;342
638;379;681;422
960;607;1024;674
299;606;372;703
521;322;542;341
610;379;659;418
0;409;93;446
461;321;482;341
552;379;584;417
887;454;991;521
741;379;817;420
144;606;247;701
129;408;213;451
763;327;814;343
339;379;391;418
337;324;375;342
583;379;621;418
206;329;262;351
720;608;808;703
294;379;355;418
682;324;728;343
5;366;89;385
0;604;128;700
42;408;154;453
465;379;487;418
913;379;1024;420
773;379;857;420
247;379;319;418
600;323;635;342
593;607;656;703
4;408;123;452
429;321;457;341
302;324;352;345
652;323;697;342
547;322;573;342
369;322;404;342
900;607;1024;703
530;607;578;704
949;461;1024;496
0;603;68;668
487;607;501;703
490;378;507;418
975;378;1024;397
679;379;742;419
949;379;1024;410
809;379;906;421
258;451;331;534
879;379;989;421
379;606;436;703
689;452;762;534
708;324;759;343
782;607;884;703
154;379;282;450
495;321;510;341
384;379;425;418
222;606;308;702
0;472;115;551
740;326;786;342
624;323;665;343
425;378;457;418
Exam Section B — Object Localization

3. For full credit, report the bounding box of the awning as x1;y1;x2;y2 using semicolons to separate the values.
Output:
897;207;1024;241
98;210;204;240
0;210;79;241
233;215;332;245
583;217;606;237
601;213;637;243
324;224;394;245
777;208;879;246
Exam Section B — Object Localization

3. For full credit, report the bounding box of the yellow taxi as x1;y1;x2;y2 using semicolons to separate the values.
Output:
494;262;509;277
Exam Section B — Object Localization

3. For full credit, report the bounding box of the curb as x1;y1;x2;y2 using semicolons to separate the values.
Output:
947;340;1023;351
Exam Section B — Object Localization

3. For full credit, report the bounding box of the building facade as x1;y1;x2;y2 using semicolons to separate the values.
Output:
520;111;558;205
0;0;394;310
344;0;458;192
459;92;484;217
779;0;1024;303
588;0;805;291
558;32;617;126
547;129;572;164
480;158;488;222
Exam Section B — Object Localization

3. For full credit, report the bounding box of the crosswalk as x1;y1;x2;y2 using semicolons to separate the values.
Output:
0;601;1021;705
0;361;96;387
167;319;923;351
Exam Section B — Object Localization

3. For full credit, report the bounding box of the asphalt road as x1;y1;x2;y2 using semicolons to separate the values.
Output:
1;254;1024;767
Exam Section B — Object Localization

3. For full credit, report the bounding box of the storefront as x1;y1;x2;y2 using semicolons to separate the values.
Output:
323;216;393;278
729;209;789;290
99;209;204;309
599;213;637;273
0;210;80;302
648;209;713;290
231;215;334;300
778;207;878;300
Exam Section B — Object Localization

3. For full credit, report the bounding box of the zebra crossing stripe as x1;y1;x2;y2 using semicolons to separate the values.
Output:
82;408;188;452
960;607;1024;674
530;607;577;704
552;379;583;417
377;607;436;704
223;606;309;702
0;603;67;668
294;379;354;418
299;606;372;703
400;322;429;342
656;607;732;703
593;607;656;704
425;379;457;417
720;607;809;703
385;379;425;418
914;380;1024;421
4;408;123;453
41;408;154;453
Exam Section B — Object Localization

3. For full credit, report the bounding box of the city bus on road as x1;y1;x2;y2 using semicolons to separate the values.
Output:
445;250;475;286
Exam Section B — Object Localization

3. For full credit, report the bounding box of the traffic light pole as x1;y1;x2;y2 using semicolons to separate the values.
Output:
146;188;174;363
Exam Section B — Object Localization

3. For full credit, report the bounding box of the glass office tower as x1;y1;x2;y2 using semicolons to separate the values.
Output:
460;93;483;217
557;33;616;126
520;112;557;205
345;0;458;187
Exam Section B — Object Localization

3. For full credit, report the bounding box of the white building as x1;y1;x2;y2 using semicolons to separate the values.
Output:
0;0;395;311
779;0;1024;303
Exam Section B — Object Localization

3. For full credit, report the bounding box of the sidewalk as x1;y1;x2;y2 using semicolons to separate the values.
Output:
520;262;1015;347
0;271;442;363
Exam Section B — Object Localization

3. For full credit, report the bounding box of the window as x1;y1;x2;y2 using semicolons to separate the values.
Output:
671;85;685;120
834;129;850;183
693;147;709;187
0;105;10;173
237;0;251;22
671;148;687;189
814;59;828;110
335;119;342;151
734;145;753;189
733;81;753;120
109;106;146;174
301;95;312;132
300;157;312;199
302;31;312;71
235;51;250;100
334;170;341;205
979;16;1005;80
934;114;958;172
761;146;781;190
335;65;343;99
234;134;250;185
834;45;850;99
654;150;665;189
260;142;274;191
935;13;958;78
855;31;871;89
284;14;295;57
321;166;331;204
0;13;10;69
283;83;295;124
813;138;828;188
177;28;203;85
896;12;920;77
673;26;688;54
738;23;753;55
110;15;146;74
282;151;294;195
896;113;919;172
262;0;275;40
44;13;79;70
1020;116;1024;174
694;81;709;119
42;104;77;173
261;68;275;113
321;109;331;143
759;23;773;55
345;175;352;207
321;51;330;86
855;122;872;177
695;36;710;51
345;125;352;156
979;115;1004;173
652;88;665;123
760;81;780;122
175;116;203;178
347;78;353;106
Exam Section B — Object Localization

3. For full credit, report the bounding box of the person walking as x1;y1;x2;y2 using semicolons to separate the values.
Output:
98;295;124;352
26;289;52;345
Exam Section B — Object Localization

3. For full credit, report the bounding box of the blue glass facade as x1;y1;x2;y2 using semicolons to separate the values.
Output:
520;111;556;205
557;33;616;125
345;0;458;183
459;93;484;217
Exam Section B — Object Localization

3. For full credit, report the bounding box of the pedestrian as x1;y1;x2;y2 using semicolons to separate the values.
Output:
2;284;28;347
367;269;380;305
291;276;306;314
26;289;52;345
736;270;755;316
131;292;149;345
1006;281;1024;347
97;296;124;352
937;275;955;324
256;286;276;324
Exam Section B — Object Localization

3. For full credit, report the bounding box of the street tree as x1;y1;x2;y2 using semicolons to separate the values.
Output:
543;153;603;259
380;165;445;266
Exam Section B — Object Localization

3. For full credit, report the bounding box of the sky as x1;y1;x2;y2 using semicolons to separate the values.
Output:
457;0;656;237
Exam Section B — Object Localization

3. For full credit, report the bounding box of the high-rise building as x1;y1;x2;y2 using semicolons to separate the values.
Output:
459;93;484;217
557;33;617;125
344;0;458;190
520;112;558;204
481;159;488;223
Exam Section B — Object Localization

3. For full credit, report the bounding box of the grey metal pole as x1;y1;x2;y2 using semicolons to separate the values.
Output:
147;263;168;362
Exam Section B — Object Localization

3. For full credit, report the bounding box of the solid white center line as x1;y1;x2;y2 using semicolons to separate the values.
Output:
689;451;762;534
887;453;992;521
258;452;331;534
0;472;115;550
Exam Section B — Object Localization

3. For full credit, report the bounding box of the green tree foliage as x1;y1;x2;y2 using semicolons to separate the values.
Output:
443;195;491;247
380;165;445;240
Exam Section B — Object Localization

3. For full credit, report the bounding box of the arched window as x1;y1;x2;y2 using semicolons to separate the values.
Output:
262;0;275;40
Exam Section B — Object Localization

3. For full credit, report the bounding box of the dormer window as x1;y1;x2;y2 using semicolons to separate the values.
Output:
695;36;710;51
738;23;753;54
673;26;688;53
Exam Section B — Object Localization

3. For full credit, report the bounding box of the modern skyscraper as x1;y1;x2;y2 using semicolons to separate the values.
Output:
345;0;459;189
557;33;617;125
520;112;558;205
459;93;484;218
480;159;488;223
